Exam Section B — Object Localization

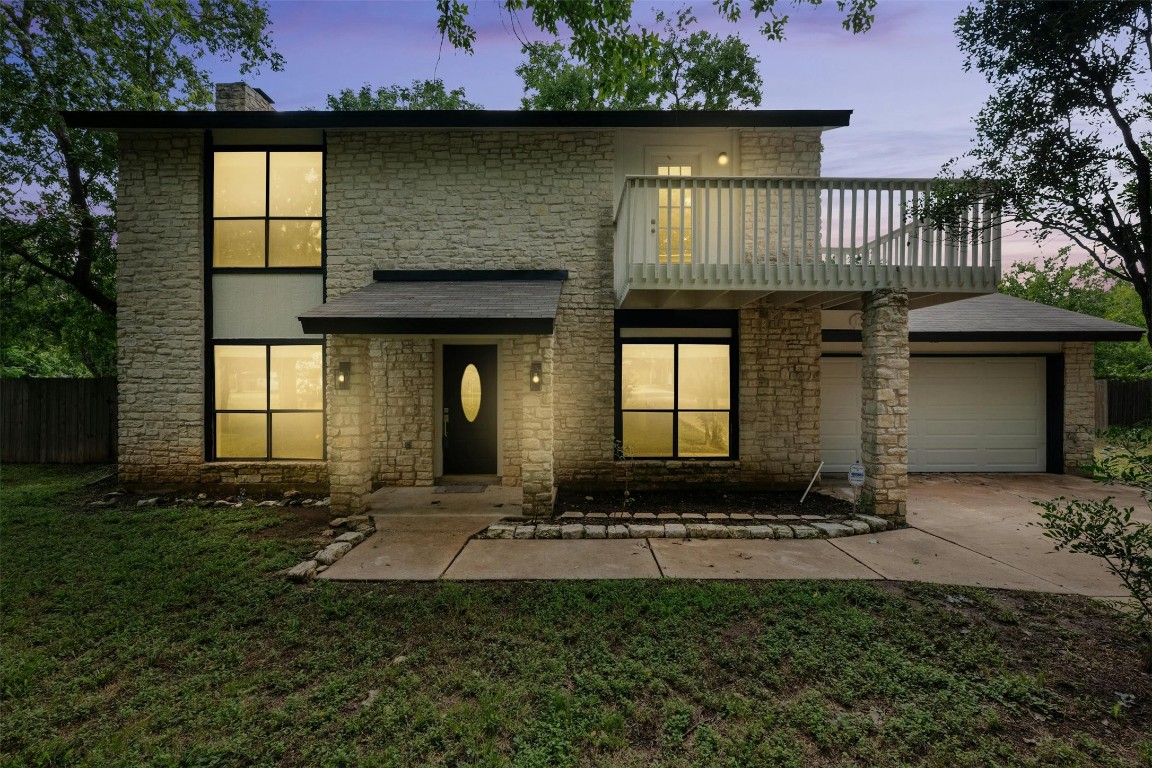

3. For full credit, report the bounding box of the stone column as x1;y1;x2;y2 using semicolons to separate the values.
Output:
1063;342;1096;474
327;335;372;514
520;336;556;516
860;289;909;522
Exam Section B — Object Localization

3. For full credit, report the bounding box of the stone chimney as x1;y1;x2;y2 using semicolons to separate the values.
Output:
214;82;275;112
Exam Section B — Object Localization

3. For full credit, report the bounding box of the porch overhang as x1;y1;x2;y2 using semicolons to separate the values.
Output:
298;269;567;336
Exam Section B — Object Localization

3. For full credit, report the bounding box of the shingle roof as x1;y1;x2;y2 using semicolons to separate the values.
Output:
909;293;1145;341
824;293;1144;342
298;270;567;335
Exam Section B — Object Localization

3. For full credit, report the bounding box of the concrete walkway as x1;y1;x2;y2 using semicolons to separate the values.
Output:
318;474;1147;597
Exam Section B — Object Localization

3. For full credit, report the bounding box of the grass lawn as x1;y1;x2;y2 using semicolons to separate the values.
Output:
2;466;1150;767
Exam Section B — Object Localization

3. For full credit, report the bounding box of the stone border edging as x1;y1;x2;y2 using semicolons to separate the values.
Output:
477;513;890;541
286;514;376;582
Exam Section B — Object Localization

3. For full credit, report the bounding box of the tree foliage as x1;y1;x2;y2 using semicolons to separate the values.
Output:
439;0;873;101
1;0;283;376
1000;251;1152;379
327;79;482;111
517;7;762;111
931;1;1152;353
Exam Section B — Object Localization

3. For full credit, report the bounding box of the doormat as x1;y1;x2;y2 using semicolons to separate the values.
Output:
433;485;487;494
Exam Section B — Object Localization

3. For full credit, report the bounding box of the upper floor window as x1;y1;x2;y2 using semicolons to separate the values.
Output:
212;150;323;268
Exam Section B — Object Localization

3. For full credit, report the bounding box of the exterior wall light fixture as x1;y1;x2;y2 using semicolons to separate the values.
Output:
530;361;543;391
336;361;351;390
717;151;729;166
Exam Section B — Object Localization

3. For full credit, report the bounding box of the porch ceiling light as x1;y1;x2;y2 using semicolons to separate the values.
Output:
717;151;729;166
530;361;543;391
336;361;351;390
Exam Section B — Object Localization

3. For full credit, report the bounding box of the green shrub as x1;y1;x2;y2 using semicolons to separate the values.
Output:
1036;425;1152;669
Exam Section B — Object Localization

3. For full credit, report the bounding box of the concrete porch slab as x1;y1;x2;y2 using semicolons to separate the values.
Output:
368;484;522;517
649;539;882;580
443;539;661;580
829;528;1071;593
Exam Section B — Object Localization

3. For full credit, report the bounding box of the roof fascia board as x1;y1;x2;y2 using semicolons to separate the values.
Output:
63;109;853;132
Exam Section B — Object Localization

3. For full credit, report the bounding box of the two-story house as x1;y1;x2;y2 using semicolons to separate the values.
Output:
66;83;1142;522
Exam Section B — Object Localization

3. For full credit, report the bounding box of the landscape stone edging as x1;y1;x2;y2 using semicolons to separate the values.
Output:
287;514;377;582
478;513;890;541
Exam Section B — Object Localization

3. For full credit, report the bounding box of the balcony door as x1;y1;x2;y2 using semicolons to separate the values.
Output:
651;158;698;265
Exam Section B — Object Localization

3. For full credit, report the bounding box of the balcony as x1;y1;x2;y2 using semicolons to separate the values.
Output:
613;176;1001;310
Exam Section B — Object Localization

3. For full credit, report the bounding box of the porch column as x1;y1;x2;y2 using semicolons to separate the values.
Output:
860;288;909;522
521;335;555;516
327;335;372;514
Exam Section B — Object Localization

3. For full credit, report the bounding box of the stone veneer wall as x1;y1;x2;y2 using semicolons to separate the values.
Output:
117;132;206;487
327;335;372;512
739;129;823;263
860;289;909;522
370;338;434;486
325;130;616;502
1063;342;1096;473
738;303;822;486
504;335;556;513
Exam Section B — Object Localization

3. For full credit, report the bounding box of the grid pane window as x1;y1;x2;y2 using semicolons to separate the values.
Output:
619;340;732;459
212;150;323;268
213;344;323;460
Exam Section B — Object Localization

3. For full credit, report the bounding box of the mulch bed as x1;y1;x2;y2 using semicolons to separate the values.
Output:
554;487;855;517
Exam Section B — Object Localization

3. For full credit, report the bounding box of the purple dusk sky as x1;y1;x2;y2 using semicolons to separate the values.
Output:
205;0;1051;266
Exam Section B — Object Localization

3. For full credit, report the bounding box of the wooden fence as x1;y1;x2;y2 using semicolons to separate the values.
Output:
1;378;117;463
1095;379;1152;430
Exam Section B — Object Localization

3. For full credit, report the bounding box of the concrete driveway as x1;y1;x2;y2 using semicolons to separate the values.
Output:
320;474;1147;596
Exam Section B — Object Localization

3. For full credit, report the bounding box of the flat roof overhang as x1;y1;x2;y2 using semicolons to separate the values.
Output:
299;269;567;336
62;109;853;132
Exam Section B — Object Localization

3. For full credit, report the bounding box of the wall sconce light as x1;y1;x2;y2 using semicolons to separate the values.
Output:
529;361;543;391
717;151;729;166
336;361;351;390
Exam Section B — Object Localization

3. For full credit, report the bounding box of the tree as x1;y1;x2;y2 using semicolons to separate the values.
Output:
930;1;1152;353
327;79;482;111
439;0;874;101
517;7;762;111
1000;251;1152;379
1;0;283;376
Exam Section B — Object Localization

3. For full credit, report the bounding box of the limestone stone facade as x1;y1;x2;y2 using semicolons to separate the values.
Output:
112;101;1100;517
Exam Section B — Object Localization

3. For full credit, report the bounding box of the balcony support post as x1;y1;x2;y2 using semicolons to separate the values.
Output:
860;288;909;523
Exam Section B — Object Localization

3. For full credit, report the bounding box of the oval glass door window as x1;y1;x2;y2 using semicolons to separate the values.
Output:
460;364;482;422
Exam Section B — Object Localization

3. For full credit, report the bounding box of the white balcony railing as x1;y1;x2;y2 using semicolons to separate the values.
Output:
613;176;1001;306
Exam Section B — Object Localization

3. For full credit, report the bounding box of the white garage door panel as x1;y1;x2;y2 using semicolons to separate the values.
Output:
820;357;1046;472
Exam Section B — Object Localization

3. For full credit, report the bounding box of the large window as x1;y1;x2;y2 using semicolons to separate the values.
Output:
616;313;736;459
209;146;325;462
212;150;323;268
213;344;324;460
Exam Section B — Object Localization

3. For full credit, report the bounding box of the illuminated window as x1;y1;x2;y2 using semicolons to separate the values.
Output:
213;344;324;460
212;150;323;268
616;314;736;459
657;164;693;264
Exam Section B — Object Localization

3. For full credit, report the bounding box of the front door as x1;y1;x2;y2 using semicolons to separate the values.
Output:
442;344;498;475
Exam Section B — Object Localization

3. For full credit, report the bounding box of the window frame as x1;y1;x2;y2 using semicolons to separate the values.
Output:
209;339;327;462
205;138;327;463
209;146;325;272
614;310;739;460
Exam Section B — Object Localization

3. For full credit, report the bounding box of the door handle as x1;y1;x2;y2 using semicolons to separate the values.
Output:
443;408;449;438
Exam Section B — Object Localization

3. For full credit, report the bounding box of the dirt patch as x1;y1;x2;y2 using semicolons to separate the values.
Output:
554;487;854;517
249;506;333;541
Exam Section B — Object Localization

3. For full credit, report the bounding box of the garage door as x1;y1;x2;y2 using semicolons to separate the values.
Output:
820;357;1047;472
